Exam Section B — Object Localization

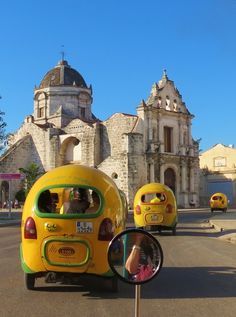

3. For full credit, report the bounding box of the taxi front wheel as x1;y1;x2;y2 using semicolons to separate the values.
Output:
25;273;36;290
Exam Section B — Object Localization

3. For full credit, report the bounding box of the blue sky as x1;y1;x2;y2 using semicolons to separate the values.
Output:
0;0;236;152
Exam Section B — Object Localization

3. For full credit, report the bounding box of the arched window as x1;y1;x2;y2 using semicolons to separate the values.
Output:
164;126;173;153
111;172;118;179
165;96;171;110
37;93;46;118
173;99;178;111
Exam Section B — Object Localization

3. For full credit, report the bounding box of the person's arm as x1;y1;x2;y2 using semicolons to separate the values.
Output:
125;245;141;274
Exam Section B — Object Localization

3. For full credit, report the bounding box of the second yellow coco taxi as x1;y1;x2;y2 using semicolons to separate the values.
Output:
133;183;178;235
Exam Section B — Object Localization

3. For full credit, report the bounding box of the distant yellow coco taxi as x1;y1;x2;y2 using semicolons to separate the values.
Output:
20;164;127;291
133;183;178;235
210;192;228;213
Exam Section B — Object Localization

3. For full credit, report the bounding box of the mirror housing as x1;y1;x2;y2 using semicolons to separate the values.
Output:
107;228;163;285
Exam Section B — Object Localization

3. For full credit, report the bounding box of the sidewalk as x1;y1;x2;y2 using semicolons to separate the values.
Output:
0;209;22;227
209;209;236;231
208;209;236;243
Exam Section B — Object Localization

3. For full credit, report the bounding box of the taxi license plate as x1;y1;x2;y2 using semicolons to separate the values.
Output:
76;221;93;233
150;214;159;221
145;213;163;224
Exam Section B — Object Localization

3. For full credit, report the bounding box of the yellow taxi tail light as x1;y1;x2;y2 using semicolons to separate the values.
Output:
165;204;173;214
135;205;141;215
24;217;37;239
98;218;114;241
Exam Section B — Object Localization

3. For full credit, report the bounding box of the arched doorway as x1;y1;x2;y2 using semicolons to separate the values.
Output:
59;137;81;165
0;181;9;207
164;168;176;194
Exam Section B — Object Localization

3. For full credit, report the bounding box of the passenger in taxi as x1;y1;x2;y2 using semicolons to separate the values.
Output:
86;191;100;213
65;188;90;214
150;193;165;203
38;190;53;213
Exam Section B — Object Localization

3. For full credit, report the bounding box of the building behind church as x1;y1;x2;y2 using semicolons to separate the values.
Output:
0;59;200;208
199;143;236;207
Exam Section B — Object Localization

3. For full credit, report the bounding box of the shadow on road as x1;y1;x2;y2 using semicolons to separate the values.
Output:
142;265;236;299
29;265;236;300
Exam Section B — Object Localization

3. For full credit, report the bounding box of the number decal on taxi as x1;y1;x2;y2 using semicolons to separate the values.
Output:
76;221;93;233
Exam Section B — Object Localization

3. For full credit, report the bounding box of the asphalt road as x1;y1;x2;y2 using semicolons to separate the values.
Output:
1;210;236;317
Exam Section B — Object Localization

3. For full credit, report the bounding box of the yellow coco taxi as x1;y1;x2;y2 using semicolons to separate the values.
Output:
210;192;228;213
133;183;178;235
20;164;127;291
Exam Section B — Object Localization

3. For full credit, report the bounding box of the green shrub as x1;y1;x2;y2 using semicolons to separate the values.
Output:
15;189;26;202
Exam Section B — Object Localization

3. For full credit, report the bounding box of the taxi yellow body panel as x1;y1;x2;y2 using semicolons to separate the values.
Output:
210;192;228;212
20;164;127;287
133;183;178;234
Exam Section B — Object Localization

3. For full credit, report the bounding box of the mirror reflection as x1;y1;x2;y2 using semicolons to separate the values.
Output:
108;229;163;284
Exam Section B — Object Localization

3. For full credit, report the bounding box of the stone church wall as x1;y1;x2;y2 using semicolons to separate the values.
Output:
97;113;140;205
0;135;38;196
101;113;138;157
10;122;53;171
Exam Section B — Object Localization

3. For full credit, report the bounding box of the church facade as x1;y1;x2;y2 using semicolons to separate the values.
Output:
0;59;200;208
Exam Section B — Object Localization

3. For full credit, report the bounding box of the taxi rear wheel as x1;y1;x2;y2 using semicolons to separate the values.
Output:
111;276;118;292
25;273;36;290
151;225;159;232
172;226;176;235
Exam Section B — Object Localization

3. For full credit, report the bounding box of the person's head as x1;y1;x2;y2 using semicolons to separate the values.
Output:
156;193;165;201
38;190;52;212
72;188;80;199
71;187;88;201
92;191;100;204
141;195;146;202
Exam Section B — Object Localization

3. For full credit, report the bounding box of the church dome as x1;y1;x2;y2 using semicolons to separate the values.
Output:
39;60;87;89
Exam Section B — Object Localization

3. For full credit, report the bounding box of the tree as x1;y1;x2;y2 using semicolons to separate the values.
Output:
0;108;7;153
19;163;44;196
15;189;26;203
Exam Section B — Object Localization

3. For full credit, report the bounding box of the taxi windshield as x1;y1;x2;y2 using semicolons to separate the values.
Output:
212;196;222;201
141;192;166;204
37;186;101;215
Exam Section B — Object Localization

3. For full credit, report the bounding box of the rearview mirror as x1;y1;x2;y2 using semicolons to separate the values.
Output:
107;228;163;285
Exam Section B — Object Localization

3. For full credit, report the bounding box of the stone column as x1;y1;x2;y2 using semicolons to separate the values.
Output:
181;158;189;207
181;160;187;192
149;160;155;182
189;162;195;192
148;113;153;141
159;158;165;183
178;119;182;147
187;120;192;146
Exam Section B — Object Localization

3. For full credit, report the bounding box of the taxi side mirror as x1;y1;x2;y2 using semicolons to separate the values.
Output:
107;228;163;285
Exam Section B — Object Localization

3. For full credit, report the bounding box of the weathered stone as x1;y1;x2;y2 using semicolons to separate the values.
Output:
0;62;199;208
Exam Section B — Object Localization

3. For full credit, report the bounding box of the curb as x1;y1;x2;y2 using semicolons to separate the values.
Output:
209;220;223;232
0;220;21;227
